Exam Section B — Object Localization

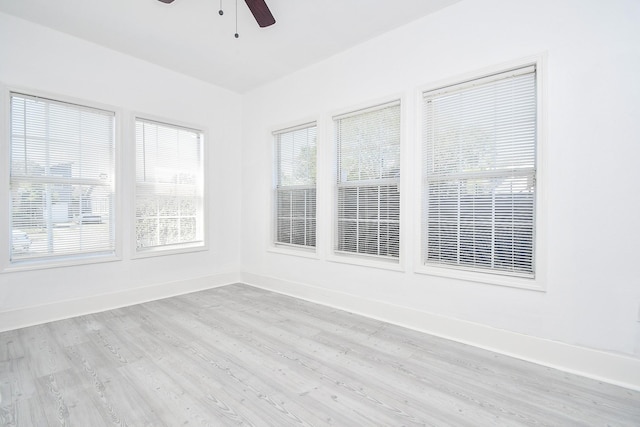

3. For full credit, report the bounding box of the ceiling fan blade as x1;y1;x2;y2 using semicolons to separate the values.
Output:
244;0;276;28
157;0;175;3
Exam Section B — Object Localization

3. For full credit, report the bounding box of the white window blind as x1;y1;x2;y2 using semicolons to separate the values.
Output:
422;65;536;277
274;124;317;248
9;93;116;262
135;119;204;252
335;101;401;259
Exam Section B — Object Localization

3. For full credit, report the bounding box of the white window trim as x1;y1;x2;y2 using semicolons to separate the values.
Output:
130;113;208;260
413;54;548;291
1;85;123;273
327;94;407;272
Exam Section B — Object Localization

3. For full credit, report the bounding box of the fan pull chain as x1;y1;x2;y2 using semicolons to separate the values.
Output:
217;0;239;39
234;0;239;38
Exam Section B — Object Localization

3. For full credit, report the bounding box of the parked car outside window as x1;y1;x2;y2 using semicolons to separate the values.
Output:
12;229;32;253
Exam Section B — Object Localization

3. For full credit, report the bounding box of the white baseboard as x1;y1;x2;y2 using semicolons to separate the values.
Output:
242;272;640;391
0;271;241;332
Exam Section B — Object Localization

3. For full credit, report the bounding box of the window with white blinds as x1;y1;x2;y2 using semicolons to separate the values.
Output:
9;93;116;263
135;119;204;252
422;65;537;277
335;101;401;259
274;123;317;248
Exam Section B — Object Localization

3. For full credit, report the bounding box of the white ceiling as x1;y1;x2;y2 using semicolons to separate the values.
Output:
0;0;461;93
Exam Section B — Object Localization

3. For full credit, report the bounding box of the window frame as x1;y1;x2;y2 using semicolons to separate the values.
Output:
329;98;405;270
414;56;547;291
131;114;208;259
271;121;318;254
1;86;122;272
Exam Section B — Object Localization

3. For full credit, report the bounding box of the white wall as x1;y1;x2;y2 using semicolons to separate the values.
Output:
0;12;243;324
241;0;640;364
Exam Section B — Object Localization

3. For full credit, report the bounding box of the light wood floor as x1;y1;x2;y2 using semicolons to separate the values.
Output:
1;283;639;426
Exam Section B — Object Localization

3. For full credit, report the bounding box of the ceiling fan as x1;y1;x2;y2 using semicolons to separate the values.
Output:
157;0;276;28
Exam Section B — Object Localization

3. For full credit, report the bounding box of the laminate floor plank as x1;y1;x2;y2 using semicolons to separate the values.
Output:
1;283;640;426
64;341;162;427
116;321;293;426
139;311;346;426
146;344;275;427
206;295;529;424
0;331;23;363
44;318;89;349
17;326;71;379
128;297;436;426
129;328;325;427
81;323;142;368
3;398;47;427
219;285;640;424
193;302;527;426
33;368;107;427
172;314;415;426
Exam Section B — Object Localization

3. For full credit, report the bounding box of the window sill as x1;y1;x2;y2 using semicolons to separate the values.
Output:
268;244;318;259
3;252;121;273
132;242;207;259
414;264;544;291
328;251;404;272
